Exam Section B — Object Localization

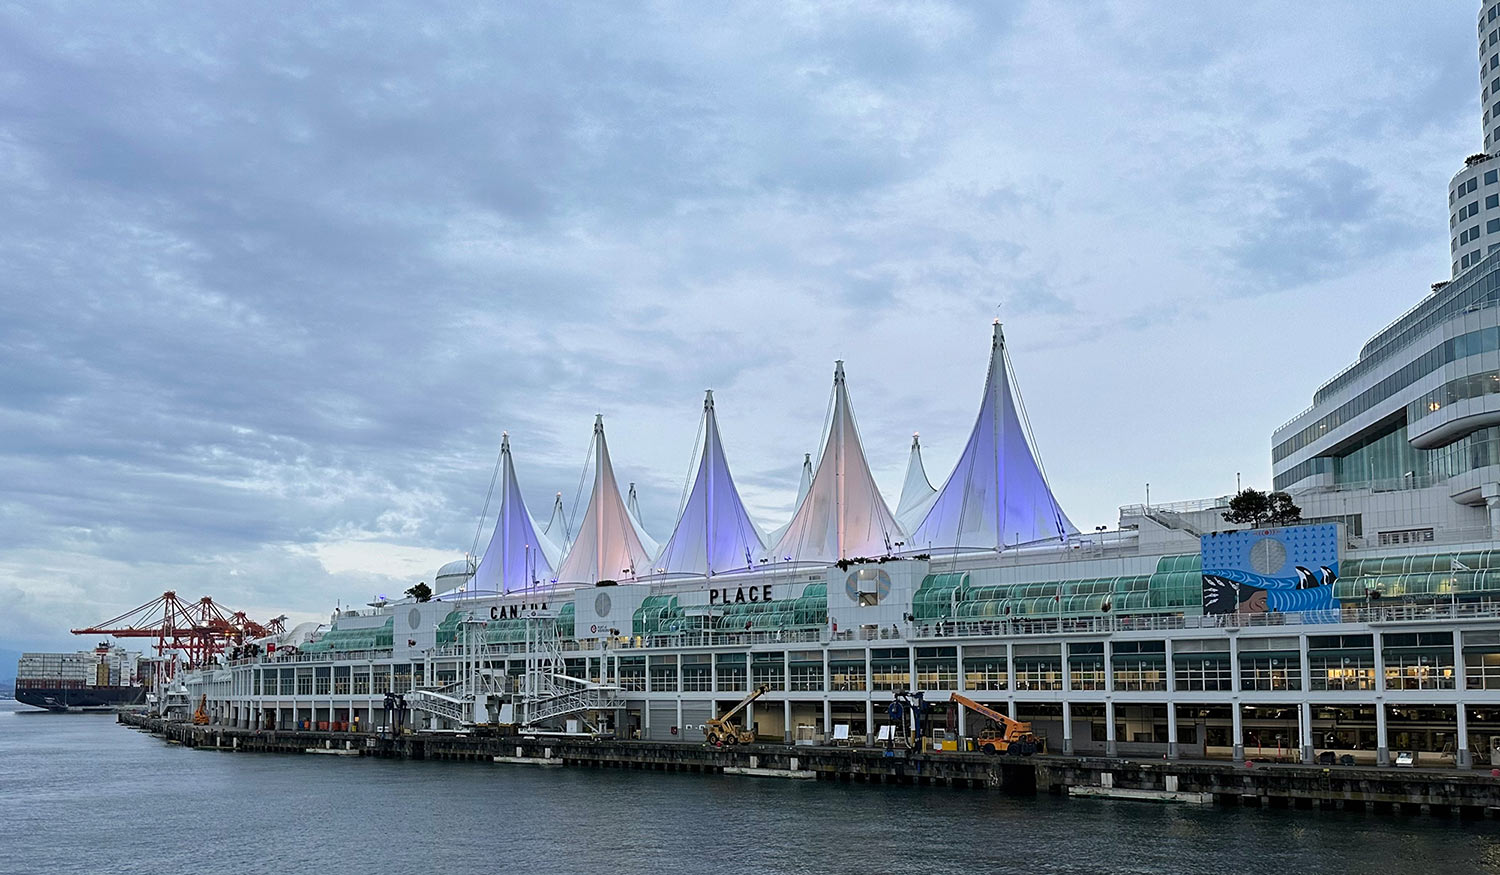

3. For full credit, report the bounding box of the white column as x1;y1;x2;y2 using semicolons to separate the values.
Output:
1062;700;1074;755
1167;703;1179;760
822;698;832;741
864;698;874;745
1231;703;1244;762
1298;700;1314;764
1230;635;1244;760
1164;639;1177;694
1457;703;1471;769
783;698;792;745
1375;703;1389;766
1105;699;1117;758
676;698;683;739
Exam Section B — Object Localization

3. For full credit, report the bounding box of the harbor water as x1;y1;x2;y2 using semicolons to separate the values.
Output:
2;700;1498;875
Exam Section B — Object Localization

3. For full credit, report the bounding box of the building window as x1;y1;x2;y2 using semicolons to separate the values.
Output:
352;669;369;695
1173;656;1231;691
870;648;910;691
681;658;711;692
1487;194;1498;208
1464;652;1500;690
963;656;1008;690
1464;253;1472;269
790;663;824;691
752;654;785;691
829;659;866;691
619;657;645;692
1239;656;1301;691
1472;178;1482;193
1489;219;1500;233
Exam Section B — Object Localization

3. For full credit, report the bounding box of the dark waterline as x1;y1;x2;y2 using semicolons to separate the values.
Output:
2;700;1497;875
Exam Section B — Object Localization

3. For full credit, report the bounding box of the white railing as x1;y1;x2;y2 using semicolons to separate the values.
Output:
910;600;1500;640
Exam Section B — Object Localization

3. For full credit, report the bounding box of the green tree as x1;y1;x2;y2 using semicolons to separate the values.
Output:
405;582;432;603
1267;491;1302;526
1222;488;1302;528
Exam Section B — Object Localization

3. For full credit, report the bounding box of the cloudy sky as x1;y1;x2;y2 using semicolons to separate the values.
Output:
0;1;1480;651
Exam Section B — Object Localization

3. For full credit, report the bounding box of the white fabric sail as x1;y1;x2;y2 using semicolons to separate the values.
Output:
771;361;904;562
555;416;657;584
472;433;563;594
895;433;937;531
624;482;660;558
542;493;571;551
656;391;766;576
908;322;1077;552
764;452;813;555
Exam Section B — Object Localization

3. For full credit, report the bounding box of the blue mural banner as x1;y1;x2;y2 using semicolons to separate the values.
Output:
1200;523;1340;618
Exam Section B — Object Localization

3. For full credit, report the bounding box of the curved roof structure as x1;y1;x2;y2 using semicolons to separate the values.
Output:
472;433;563;594
895;433;937;531
907;322;1076;552
543;492;571;551
771;361;904;562
625;482;661;559
764;452;813;553
656;391;766;576
555;416;657;584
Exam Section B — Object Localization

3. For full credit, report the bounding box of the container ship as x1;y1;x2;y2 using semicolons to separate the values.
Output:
15;644;148;711
173;0;1500;771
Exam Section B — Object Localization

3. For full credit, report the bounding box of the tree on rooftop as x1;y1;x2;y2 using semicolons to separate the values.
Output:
405;582;432;603
1223;488;1302;528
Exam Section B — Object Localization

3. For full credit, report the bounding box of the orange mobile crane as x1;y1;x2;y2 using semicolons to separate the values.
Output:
950;693;1042;755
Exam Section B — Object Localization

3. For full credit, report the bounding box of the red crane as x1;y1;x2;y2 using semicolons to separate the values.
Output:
71;591;284;673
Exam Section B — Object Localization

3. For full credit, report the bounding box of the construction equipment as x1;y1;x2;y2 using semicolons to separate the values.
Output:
950;693;1041;755
703;684;770;746
192;694;209;726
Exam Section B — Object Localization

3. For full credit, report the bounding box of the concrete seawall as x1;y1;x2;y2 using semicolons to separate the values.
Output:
122;713;1500;817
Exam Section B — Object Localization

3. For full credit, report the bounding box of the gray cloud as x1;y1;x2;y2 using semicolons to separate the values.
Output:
0;1;1480;649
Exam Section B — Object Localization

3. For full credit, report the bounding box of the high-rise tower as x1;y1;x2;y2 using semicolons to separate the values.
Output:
1449;1;1500;277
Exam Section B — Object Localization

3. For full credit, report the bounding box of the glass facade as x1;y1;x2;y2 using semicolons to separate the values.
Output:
1277;421;1500;491
1277;319;1500;464
1408;370;1500;427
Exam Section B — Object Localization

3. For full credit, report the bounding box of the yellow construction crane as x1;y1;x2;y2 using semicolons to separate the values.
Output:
950;693;1041;755
192;694;209;726
703;684;770;746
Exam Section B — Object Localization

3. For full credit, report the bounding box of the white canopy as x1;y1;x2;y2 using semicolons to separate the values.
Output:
655;391;766;576
907;322;1077;552
625;482;660;559
472;433;564;594
555;416;657;584
542;492;570;551
771;361;904;562
763;452;813;554
894;433;937;531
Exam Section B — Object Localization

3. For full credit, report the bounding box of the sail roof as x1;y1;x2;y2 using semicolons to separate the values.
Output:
764;452;813;553
771;361;904;562
542;493;570;551
907;322;1077;552
555;416;657;584
656;391;766;576
472;433;563;594
895;433;937;531
624;482;660;558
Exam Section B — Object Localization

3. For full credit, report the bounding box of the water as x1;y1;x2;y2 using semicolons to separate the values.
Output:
2;700;1497;875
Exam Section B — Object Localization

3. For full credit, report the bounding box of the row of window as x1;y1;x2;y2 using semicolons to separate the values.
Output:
1406;367;1500;428
1312;258;1500;407
1274;321;1500;465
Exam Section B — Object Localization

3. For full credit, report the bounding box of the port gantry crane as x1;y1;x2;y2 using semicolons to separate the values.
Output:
71;591;284;677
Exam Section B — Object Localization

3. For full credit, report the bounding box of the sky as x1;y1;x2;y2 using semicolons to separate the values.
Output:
0;1;1482;651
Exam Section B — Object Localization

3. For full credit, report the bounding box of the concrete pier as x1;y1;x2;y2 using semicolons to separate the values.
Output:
122;713;1500;816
